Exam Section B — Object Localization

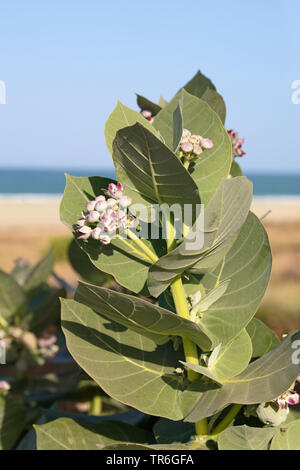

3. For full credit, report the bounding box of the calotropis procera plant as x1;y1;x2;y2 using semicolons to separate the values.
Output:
34;71;300;450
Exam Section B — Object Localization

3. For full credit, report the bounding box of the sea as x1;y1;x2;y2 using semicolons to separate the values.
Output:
0;168;300;199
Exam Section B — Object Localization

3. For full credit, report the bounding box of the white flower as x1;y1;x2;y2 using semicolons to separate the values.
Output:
257;402;289;426
86;211;100;223
119;196;132;208
179;129;214;162
0;381;10;391
77;225;92;240
86;200;96;211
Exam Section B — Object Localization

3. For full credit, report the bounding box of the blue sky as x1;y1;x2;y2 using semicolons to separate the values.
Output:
0;0;299;173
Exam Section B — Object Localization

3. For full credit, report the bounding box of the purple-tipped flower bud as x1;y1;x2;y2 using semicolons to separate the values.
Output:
95;200;107;212
181;142;193;153
76;218;86;228
193;144;203;156
86;200;96;211
99;234;111;245
91;227;102;240
87;211;100;223
0;381;10;391
119;196;132;208
77;225;92;240
201;138;214;149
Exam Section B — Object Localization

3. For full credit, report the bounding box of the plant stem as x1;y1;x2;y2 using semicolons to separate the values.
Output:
125;230;159;264
212;404;242;436
195;419;208;436
90;394;103;416
183;159;190;170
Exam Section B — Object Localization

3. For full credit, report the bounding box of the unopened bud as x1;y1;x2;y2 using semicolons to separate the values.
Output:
87;211;100;223
77;226;92;240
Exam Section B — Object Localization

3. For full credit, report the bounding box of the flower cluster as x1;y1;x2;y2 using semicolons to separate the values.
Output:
76;182;135;245
141;110;154;123
0;326;59;372
179;129;214;162
227;129;245;159
257;379;300;426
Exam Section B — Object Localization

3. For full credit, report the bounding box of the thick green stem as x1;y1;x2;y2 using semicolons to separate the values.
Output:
212;404;242;436
90;394;102;416
183;159;190;170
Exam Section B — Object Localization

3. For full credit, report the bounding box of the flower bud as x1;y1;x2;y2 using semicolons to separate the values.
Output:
77;225;92;240
182;129;191;138
95;195;106;202
106;198;117;208
0;381;10;391
86;200;96;211
91;227;102;240
21;332;38;350
95;200;107;212
99;234;111;245
193;144;203;156
181;142;193;153
76;218;86;228
257;402;289;426
201;138;214;149
119;196;132;208
87;211;100;223
9;327;23;339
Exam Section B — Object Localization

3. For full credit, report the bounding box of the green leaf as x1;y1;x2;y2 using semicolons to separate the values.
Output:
0;271;28;320
112;122;200;216
68;239;111;285
208;329;252;381
182;330;253;383
61;299;186;420
230;160;243;177
148;176;252;298
180;70;216;97
23;250;54;293
35;417;153;450
75;282;211;350
270;420;300;450
105;101;156;155
218;425;276;450
173;104;183;152
100;441;208;450
29;288;64;335
194;211;272;347
0;395;26;450
60;174;160;294
246;318;279;358
201;88;226;124
153;89;232;205
183;331;300;422
136;94;162;116
158;96;168;108
153;418;195;444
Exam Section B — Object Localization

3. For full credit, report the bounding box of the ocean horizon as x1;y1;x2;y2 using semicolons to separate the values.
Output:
1;168;300;198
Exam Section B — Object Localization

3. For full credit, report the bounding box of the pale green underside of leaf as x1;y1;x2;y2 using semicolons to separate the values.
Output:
75;282;211;350
59;174;160;294
0;271;27;320
270;420;300;450
148;176;253;298
246;318;279;357
112;122;200;216
218;425;276;450
182;329;252;383
196;211;272;347
153;89;232;205
104;100;156;155
0;395;26;450
183;331;300;422
34;417;153;450
61;299;187;420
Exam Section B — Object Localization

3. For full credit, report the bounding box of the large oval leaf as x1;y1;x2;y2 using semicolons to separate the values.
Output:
270;420;300;450
246;318;279;358
148;176;252;298
75;282;211;350
104;100;156;155
112;122;200;217
153;89;232;205
61;299;186;420
0;271;28;321
0;395;26;450
60;174;161;294
35;417;153;450
183;331;300;422
218;425;276;450
196;212;272;347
